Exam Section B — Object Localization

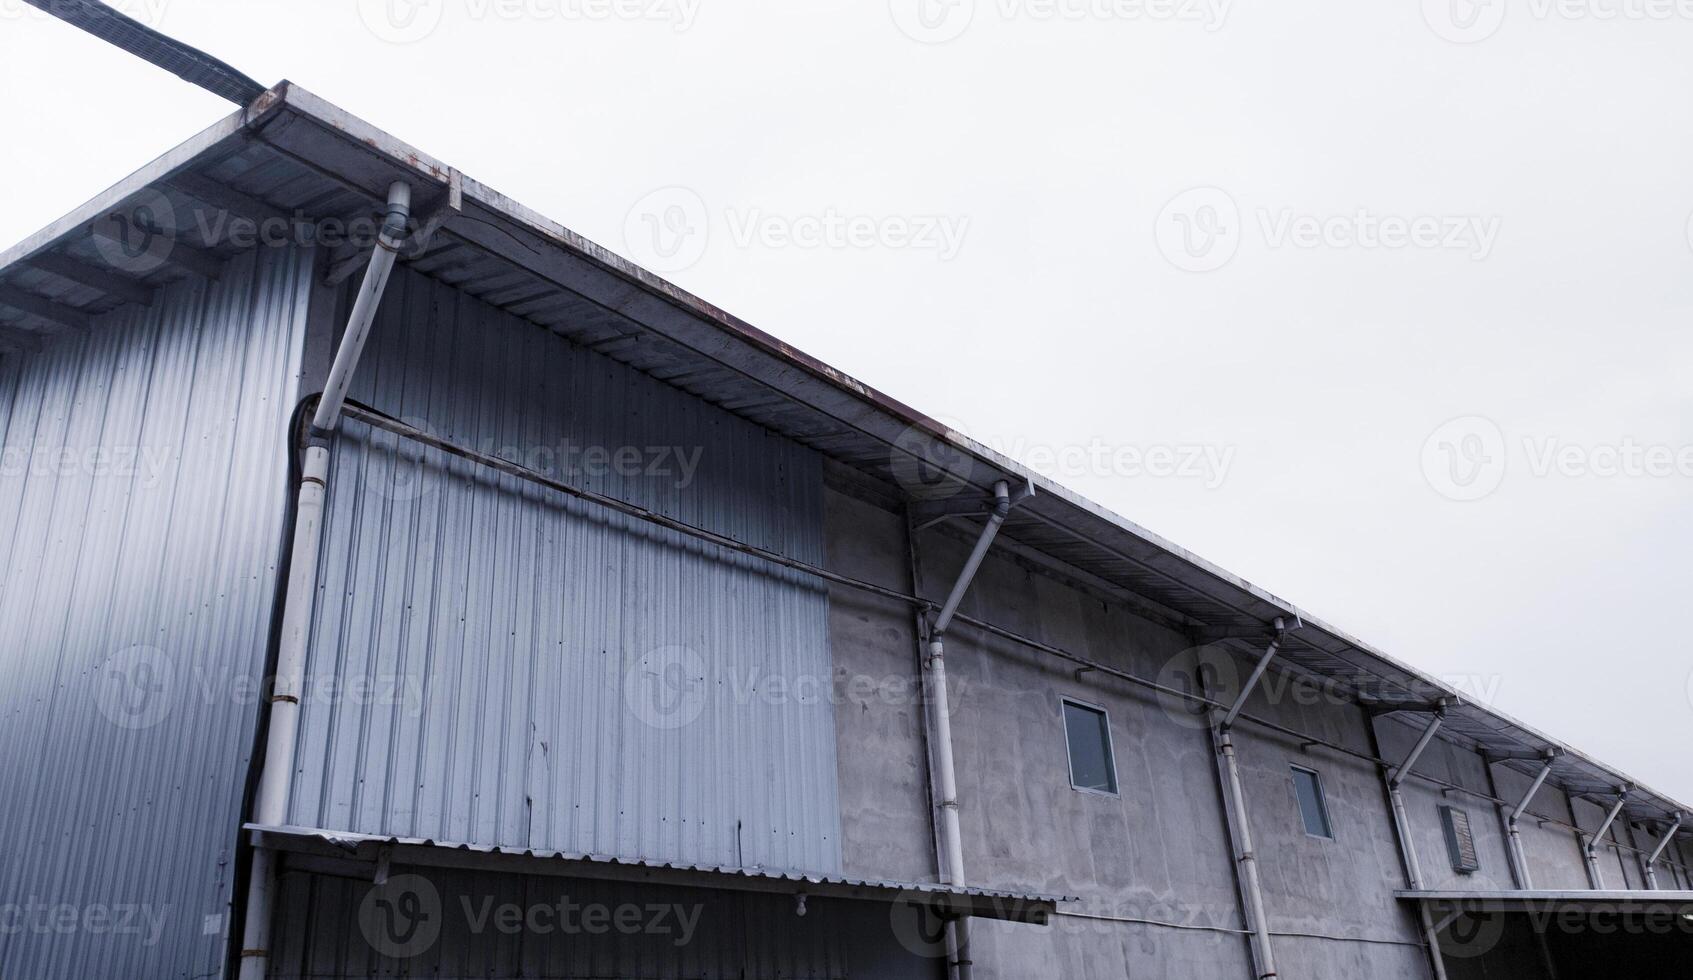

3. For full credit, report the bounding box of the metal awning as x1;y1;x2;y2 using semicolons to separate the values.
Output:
247;824;1068;924
1398;889;1693;912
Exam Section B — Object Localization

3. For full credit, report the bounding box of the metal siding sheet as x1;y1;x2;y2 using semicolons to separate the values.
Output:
0;246;312;979
288;268;841;875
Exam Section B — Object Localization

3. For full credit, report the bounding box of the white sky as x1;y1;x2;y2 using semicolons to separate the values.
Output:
2;0;1690;804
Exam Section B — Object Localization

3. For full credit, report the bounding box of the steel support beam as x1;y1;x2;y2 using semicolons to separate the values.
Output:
25;252;155;306
0;285;90;334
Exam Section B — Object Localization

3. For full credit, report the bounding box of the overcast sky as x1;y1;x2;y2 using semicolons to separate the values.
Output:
2;0;1690;803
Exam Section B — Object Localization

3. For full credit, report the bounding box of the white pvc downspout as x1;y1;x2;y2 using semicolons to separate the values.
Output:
1583;789;1630;889
238;181;412;980
1506;756;1557;890
1212;724;1277;980
1644;813;1683;890
1209;628;1283;980
1382;709;1448;980
925;480;1013;980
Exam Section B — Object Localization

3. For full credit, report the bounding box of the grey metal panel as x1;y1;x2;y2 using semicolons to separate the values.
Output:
266;866;939;980
286;268;841;875
0;245;312;979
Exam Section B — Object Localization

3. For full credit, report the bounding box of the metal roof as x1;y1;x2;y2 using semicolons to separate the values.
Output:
248;824;1068;923
0;80;1685;830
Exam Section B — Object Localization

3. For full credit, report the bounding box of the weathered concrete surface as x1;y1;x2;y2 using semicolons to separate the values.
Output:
1229;673;1430;978
1374;715;1517;892
824;485;1543;978
1490;764;1591;891
825;489;938;884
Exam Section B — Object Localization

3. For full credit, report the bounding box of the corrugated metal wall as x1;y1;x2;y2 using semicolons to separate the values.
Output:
286;268;841;874
267;866;938;980
0;246;312;979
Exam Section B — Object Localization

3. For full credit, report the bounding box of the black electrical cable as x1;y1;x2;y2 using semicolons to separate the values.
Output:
23;0;268;105
222;393;315;980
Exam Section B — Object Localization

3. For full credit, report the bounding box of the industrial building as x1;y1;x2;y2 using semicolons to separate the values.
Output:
1;10;1691;979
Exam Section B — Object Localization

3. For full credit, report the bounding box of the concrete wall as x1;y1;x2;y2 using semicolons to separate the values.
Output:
1489;764;1592;891
1375;716;1516;892
1228;671;1428;978
822;483;1460;979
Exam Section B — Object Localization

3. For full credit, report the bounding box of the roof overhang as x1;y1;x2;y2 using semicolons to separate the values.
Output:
247;824;1065;924
1398;890;1693;913
2;80;1686;827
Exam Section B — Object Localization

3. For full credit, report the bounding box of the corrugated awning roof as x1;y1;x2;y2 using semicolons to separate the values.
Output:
247;824;1067;924
0;81;1685;831
1398;889;1693;910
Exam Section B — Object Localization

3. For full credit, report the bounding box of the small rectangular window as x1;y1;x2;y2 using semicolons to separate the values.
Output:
1291;766;1333;839
1062;699;1117;795
1441;805;1481;874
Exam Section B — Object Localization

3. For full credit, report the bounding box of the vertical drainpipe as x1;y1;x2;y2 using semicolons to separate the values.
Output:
923;480;1014;980
1506;755;1557;890
1380;706;1448;980
1582;789;1630;890
1208;623;1283;980
237;181;412;980
1643;813;1684;890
